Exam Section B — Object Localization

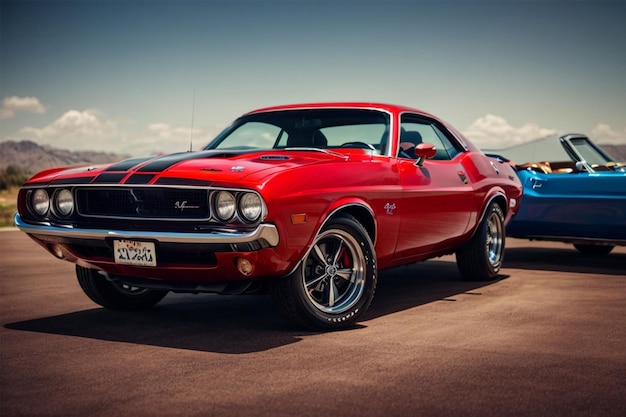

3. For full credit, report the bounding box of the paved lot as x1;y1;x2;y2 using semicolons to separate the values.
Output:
1;229;625;417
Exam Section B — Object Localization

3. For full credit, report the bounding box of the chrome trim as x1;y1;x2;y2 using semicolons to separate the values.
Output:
233;105;394;157
398;110;469;155
470;193;507;239
284;203;377;277
322;203;377;245
284;147;349;160
14;213;280;247
521;235;626;246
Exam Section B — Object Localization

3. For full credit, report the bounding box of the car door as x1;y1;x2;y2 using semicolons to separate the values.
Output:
513;170;626;240
394;115;474;260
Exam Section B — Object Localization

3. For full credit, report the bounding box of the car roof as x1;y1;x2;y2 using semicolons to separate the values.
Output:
243;102;436;117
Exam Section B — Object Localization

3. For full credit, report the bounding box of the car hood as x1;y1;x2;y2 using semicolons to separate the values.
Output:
26;149;352;186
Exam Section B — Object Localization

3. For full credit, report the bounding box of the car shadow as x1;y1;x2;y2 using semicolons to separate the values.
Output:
503;245;626;275
4;259;494;354
363;259;500;320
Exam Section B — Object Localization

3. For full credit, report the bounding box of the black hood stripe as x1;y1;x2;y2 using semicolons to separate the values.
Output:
101;150;252;177
137;152;203;172
124;173;156;184
105;157;154;172
93;173;127;183
136;150;250;173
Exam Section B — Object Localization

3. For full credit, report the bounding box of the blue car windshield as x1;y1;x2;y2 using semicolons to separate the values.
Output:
205;109;391;153
569;138;613;165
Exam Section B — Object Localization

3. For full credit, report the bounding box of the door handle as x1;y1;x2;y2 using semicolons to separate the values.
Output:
529;178;545;189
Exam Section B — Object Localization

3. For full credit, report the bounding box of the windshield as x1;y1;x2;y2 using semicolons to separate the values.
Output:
205;109;391;154
568;137;614;165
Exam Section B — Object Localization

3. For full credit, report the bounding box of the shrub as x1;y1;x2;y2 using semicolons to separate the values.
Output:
0;166;31;190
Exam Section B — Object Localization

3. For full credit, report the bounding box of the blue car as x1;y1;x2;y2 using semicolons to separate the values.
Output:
489;134;626;255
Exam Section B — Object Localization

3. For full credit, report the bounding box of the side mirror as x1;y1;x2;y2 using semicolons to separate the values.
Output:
413;143;437;167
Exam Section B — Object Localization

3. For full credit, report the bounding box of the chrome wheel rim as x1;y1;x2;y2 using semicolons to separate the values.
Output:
486;211;504;268
302;229;366;314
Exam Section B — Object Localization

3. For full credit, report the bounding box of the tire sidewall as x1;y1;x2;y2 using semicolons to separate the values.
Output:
486;203;505;274
456;201;505;281
76;266;167;310
290;216;377;329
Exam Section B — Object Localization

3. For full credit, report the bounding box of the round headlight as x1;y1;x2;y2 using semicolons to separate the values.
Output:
31;189;50;216
239;193;263;222
54;189;74;216
215;191;236;221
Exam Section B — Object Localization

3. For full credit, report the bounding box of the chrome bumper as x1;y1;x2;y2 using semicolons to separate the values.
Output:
14;213;280;247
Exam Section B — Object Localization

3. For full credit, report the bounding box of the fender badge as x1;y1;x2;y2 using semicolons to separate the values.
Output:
384;203;396;215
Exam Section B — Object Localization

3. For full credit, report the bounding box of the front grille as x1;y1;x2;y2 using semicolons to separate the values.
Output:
76;188;210;220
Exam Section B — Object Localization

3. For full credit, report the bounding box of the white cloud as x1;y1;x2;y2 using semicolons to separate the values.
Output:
144;123;211;154
14;108;218;157
462;114;561;149
0;96;46;120
590;124;626;145
20;109;122;151
148;123;172;138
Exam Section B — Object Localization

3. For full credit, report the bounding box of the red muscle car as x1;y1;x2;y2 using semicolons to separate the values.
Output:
15;103;522;330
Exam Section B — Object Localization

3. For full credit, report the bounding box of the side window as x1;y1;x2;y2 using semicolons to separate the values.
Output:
432;125;461;160
399;115;463;160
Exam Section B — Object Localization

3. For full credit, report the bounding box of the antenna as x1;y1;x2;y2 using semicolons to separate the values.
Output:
189;89;195;152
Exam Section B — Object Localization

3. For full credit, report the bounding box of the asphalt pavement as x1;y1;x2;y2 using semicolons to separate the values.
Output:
1;229;625;417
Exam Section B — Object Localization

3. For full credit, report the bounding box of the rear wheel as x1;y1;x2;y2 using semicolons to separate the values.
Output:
272;215;377;331
76;266;168;310
456;202;505;281
573;244;614;256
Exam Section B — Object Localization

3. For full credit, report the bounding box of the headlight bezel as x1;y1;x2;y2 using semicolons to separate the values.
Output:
238;192;263;223
53;188;75;217
214;190;237;222
211;189;267;225
30;189;50;217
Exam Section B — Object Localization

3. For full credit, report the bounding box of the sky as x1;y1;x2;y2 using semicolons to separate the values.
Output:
1;0;625;157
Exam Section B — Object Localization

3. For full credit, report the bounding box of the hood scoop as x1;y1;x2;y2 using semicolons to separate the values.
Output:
259;155;290;161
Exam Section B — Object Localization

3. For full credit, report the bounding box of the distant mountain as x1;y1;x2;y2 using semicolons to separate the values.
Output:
0;140;128;174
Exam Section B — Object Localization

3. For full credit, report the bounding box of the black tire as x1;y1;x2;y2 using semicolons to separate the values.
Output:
573;244;614;256
76;266;167;310
456;202;505;281
272;215;377;331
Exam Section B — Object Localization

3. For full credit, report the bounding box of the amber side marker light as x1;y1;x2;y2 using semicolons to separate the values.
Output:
237;258;254;276
50;244;65;260
291;213;307;224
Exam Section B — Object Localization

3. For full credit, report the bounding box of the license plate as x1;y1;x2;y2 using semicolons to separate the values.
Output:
113;240;157;267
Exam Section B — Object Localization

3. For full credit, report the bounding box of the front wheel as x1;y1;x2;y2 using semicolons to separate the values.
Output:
456;202;505;281
76;266;168;310
272;215;377;331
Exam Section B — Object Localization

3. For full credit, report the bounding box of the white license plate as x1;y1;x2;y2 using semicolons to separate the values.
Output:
113;240;157;267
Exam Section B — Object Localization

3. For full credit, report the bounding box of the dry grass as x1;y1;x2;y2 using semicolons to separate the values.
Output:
0;187;19;228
